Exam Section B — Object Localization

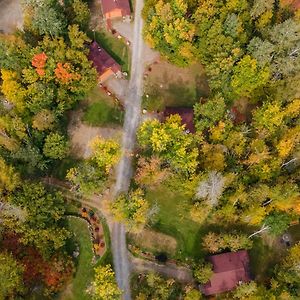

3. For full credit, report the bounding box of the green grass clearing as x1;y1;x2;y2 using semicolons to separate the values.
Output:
83;88;124;126
145;184;204;260
60;217;94;300
143;61;209;111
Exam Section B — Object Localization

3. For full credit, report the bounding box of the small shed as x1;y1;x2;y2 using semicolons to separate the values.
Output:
100;0;131;20
202;250;251;296
88;41;121;83
163;107;196;133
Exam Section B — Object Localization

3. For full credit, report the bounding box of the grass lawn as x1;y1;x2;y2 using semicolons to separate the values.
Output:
60;217;94;300
88;30;130;74
143;61;209;111
145;184;204;260
82;88;124;126
288;224;300;243
249;237;284;283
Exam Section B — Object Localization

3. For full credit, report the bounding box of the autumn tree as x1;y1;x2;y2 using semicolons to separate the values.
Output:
274;242;300;297
137;115;199;174
92;264;122;300
202;232;253;253
5;183;69;256
67;136;120;195
0;252;24;299
143;0;197;66
0;158;20;194
111;189;153;232
135;156;170;188
231;55;270;97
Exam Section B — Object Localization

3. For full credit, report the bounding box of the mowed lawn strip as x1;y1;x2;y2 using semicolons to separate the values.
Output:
62;217;94;300
145;185;203;260
83;88;124;126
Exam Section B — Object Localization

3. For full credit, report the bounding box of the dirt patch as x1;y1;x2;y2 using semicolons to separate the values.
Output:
0;0;23;34
128;228;177;255
68;110;122;159
143;60;209;111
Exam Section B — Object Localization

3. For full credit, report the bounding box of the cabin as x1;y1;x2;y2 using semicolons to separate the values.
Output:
202;250;251;296
88;41;122;83
163;107;196;133
100;0;131;20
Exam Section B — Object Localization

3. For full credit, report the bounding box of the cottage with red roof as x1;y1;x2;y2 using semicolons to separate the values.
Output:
88;41;122;83
100;0;131;20
163;107;196;133
202;250;251;296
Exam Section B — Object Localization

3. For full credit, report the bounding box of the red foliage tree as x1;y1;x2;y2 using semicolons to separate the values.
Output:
54;62;81;84
31;52;48;76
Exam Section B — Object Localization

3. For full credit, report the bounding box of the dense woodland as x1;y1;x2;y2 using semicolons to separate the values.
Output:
125;0;300;298
0;0;299;299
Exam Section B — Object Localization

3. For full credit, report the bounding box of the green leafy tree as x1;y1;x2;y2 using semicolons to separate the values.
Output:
193;262;213;284
193;94;227;132
264;212;293;236
92;264;122;300
5;183;69;256
23;0;67;37
231;55;270;97
0;252;24;299
67;0;90;30
43;132;69;159
111;189;153;232
184;288;202;300
137;115;199;174
143;0;197;66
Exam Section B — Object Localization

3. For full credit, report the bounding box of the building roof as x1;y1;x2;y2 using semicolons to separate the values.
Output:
88;41;121;77
101;0;131;17
281;0;300;9
202;250;251;296
163;107;196;133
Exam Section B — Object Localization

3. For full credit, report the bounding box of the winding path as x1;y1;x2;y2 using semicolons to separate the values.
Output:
110;1;145;299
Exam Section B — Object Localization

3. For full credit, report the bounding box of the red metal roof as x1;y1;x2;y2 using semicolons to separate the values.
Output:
163;107;196;133
202;250;251;296
101;0;131;17
88;41;121;76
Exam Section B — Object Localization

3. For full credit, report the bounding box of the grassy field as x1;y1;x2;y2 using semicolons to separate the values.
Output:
145;184;204;260
88;30;130;74
143;61;209;111
60;217;94;300
83;88;124;126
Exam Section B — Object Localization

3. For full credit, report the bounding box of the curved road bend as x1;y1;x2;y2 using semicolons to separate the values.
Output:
111;0;145;299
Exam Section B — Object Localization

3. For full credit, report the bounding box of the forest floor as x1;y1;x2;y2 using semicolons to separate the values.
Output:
142;61;210;111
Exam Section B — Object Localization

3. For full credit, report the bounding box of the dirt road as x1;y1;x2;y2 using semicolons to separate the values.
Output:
110;0;145;299
0;0;23;34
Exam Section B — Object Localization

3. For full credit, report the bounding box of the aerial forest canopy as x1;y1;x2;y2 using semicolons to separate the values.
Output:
0;0;97;298
143;0;300;101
